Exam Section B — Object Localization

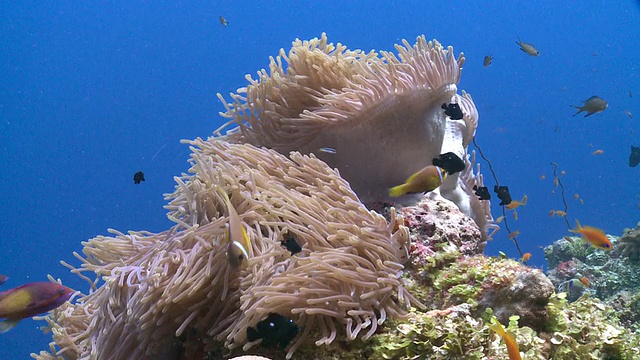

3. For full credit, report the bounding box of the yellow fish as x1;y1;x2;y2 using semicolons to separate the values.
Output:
388;165;446;197
516;37;539;56
489;320;522;360
217;186;250;268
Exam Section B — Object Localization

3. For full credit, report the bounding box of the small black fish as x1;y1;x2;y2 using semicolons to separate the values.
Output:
246;313;299;350
133;171;145;185
630;146;640;167
441;103;464;120
432;152;466;175
473;185;491;201
494;185;512;206
281;232;302;255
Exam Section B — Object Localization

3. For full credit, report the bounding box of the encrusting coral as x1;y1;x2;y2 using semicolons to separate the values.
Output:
616;222;640;262
216;33;496;240
33;140;418;359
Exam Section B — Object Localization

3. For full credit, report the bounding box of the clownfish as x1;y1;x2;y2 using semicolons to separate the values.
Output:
569;219;612;250
217;186;251;268
388;165;446;197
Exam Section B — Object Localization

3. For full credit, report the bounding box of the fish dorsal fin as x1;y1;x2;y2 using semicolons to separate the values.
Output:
574;219;583;231
240;226;251;253
0;319;20;333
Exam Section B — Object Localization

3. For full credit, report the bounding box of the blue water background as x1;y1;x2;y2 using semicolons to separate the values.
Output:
1;1;639;357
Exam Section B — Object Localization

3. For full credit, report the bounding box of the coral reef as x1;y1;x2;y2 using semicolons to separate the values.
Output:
616;222;640;262
545;229;640;330
369;293;640;360
31;34;640;360
216;33;495;239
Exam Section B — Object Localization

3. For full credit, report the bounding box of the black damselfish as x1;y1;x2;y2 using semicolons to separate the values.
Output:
432;152;466;175
473;185;491;201
441;103;464;120
246;313;299;350
133;171;145;184
494;185;512;206
281;232;302;255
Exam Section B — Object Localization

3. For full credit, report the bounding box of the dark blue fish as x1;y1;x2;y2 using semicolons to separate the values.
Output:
133;171;145;184
246;313;299;350
432;152;465;175
473;185;491;201
441;103;464;120
281;232;302;255
494;185;512;206
629;146;640;167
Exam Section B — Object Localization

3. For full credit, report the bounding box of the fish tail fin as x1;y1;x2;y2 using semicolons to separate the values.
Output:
521;195;528;205
216;185;233;210
389;184;408;197
0;319;20;333
488;320;507;337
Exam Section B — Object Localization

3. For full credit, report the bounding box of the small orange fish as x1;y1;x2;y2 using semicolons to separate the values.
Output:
550;210;567;217
508;230;520;240
579;276;590;287
496;216;505;224
553;177;559;187
573;193;579;199
579;198;584;205
219;16;228;27
521;253;531;262
506;195;527;210
489;320;521;360
540;174;546;180
592;149;604;155
569;220;612;250
512;210;518;220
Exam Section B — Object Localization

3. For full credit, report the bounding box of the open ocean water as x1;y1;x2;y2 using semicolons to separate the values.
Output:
1;1;639;358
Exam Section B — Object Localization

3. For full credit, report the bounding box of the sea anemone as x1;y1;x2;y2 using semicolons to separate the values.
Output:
216;33;495;239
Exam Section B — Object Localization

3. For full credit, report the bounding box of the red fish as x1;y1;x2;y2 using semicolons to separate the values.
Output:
0;282;73;333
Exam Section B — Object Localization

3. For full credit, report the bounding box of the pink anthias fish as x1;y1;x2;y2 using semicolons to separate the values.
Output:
0;278;73;333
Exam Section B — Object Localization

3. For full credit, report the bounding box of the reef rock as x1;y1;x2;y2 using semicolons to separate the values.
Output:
477;268;554;331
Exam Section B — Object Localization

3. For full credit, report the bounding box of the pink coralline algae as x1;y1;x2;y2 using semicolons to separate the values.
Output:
556;260;578;279
399;196;485;262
